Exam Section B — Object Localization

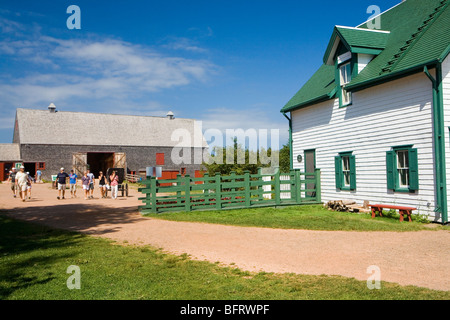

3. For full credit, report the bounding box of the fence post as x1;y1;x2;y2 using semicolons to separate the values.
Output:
289;170;295;201
151;177;157;213
184;175;191;212
215;172;221;210
275;168;280;205
295;170;302;204
176;174;182;206
257;168;263;201
230;171;236;202
244;170;250;208
203;173;209;195
315;169;321;203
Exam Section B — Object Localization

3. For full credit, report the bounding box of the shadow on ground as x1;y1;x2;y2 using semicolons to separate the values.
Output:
2;203;147;235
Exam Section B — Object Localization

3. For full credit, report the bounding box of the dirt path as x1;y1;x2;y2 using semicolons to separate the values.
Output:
1;183;449;291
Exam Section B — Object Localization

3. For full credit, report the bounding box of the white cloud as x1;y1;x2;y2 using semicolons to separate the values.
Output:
0;23;217;128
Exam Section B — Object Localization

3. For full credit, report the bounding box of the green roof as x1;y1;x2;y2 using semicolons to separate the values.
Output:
282;0;450;113
323;27;390;65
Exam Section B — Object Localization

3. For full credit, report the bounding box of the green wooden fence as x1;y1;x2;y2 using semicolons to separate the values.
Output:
138;169;321;214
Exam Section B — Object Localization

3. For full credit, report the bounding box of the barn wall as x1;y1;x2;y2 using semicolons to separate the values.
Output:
291;72;437;219
20;144;206;180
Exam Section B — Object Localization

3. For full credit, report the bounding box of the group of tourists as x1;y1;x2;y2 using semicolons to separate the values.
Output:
6;166;33;202
7;167;121;201
54;168;120;200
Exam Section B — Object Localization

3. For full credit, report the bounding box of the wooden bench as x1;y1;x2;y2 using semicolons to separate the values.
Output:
369;204;417;222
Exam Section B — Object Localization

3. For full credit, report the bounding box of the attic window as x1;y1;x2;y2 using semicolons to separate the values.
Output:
339;62;352;106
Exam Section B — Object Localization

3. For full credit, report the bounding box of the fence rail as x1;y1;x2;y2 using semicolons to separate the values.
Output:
139;169;321;214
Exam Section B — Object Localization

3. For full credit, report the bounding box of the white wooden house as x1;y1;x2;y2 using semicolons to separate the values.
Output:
281;0;450;223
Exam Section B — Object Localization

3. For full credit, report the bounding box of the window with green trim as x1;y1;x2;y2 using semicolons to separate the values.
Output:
339;62;352;106
335;152;356;190
386;146;418;192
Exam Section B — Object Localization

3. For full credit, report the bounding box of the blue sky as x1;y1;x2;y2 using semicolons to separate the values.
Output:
0;0;400;147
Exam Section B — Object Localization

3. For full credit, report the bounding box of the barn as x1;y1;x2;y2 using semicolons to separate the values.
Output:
281;0;450;223
1;105;208;181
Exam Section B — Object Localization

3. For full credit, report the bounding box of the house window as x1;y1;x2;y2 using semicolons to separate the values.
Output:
339;62;352;106
335;152;356;190
342;155;351;187
396;150;409;188
386;146;418;192
156;153;165;166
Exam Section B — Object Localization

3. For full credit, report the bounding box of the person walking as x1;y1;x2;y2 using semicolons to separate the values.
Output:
98;171;108;198
69;169;78;198
15;166;29;202
7;168;17;198
26;172;32;199
86;169;95;199
81;171;90;200
56;168;69;200
109;170;119;200
36;169;42;183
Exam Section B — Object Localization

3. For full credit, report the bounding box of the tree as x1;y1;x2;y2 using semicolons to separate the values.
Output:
202;137;289;176
279;142;290;173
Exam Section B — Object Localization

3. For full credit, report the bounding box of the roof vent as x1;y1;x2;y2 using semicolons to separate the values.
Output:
166;111;174;120
48;103;56;113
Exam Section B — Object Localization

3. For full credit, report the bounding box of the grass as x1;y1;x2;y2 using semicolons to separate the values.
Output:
142;205;450;232
0;215;449;300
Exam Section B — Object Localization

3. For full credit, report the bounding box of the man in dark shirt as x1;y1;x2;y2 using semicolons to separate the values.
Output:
7;168;17;198
56;167;70;199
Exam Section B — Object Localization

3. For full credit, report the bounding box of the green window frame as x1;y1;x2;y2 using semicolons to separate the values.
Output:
339;62;352;106
335;152;356;191
335;51;357;108
386;146;419;192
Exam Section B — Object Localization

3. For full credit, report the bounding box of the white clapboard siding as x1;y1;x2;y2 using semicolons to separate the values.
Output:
442;54;450;223
357;54;374;74
291;72;436;218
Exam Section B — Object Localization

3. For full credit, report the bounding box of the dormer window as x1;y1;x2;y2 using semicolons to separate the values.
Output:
339;62;352;106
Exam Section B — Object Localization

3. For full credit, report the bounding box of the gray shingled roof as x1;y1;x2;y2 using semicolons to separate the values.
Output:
0;144;21;161
14;108;208;148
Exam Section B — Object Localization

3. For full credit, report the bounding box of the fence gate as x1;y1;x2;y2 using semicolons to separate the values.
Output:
73;152;87;176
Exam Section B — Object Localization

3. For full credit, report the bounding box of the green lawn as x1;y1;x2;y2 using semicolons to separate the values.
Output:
142;205;449;232
0;215;449;300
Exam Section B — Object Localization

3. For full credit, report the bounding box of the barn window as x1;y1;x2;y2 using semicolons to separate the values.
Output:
37;162;45;170
386;146;418;192
335;152;356;191
156;153;165;166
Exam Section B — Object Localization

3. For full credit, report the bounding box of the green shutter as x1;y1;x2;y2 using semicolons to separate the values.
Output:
335;156;342;189
350;155;356;190
386;151;396;190
408;148;419;191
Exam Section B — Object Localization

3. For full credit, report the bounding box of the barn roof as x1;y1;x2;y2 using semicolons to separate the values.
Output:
14;108;208;148
281;0;450;113
0;144;21;161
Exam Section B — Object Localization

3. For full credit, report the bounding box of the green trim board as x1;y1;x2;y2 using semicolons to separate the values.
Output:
424;64;448;223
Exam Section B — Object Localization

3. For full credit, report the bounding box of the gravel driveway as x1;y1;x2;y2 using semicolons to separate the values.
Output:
1;183;449;291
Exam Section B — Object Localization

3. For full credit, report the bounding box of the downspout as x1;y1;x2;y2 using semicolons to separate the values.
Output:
282;112;293;170
424;65;448;224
